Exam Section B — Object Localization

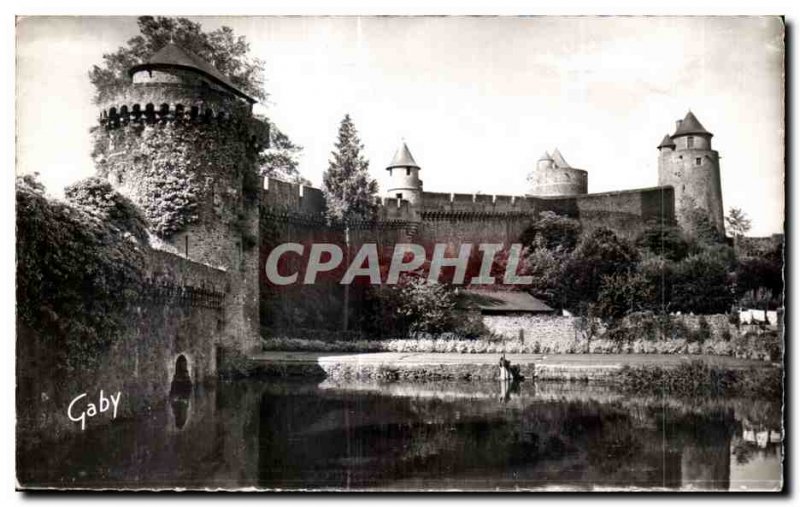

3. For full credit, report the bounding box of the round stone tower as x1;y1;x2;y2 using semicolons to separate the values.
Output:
527;148;588;197
657;111;724;236
385;141;423;205
92;43;265;352
93;43;262;271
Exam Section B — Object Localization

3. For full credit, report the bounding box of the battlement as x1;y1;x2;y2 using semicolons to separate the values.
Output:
261;177;327;216
421;191;538;213
99;102;241;129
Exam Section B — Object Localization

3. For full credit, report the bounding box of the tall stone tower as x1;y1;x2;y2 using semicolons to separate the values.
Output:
385;141;423;205
527;148;588;197
93;44;264;352
657;111;724;236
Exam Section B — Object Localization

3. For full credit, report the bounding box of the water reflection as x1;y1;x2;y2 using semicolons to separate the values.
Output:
17;379;783;491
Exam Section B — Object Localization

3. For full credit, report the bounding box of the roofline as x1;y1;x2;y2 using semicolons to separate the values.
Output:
671;131;713;139
128;62;257;104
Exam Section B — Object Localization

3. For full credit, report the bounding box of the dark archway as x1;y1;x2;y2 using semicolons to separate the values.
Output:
170;354;192;397
170;354;192;429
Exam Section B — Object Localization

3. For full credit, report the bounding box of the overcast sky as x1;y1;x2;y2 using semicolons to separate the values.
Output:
16;16;784;235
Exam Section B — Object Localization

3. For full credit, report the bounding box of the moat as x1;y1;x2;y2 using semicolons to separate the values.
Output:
17;379;782;491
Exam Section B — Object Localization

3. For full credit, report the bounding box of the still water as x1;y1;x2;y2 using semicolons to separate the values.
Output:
18;379;783;491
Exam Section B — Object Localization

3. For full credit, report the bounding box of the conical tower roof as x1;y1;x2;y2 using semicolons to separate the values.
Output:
128;43;255;103
657;133;676;149
551;148;571;168
538;151;553;161
387;141;419;169
673;111;712;137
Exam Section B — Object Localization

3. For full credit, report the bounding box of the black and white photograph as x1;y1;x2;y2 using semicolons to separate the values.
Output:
13;13;786;493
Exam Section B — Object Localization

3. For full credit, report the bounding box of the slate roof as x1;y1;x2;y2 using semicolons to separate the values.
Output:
459;290;555;314
387;142;420;168
128;43;255;103
658;133;676;149
551;148;571;168
672;111;712;137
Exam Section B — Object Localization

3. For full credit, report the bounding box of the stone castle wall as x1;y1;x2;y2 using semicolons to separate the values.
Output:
537;186;676;239
257;177;675;331
17;249;234;444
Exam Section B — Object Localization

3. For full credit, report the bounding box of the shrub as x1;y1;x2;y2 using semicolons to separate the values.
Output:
671;252;734;314
65;176;149;244
614;360;781;399
520;211;582;252
16;181;146;371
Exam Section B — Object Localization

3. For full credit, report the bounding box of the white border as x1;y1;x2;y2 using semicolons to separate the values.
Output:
4;1;797;506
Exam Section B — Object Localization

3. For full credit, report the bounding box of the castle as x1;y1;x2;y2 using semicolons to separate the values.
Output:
93;44;724;381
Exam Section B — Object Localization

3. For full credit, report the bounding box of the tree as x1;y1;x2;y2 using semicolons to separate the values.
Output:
563;227;640;313
635;221;690;262
524;246;567;308
670;252;734;314
90;17;310;187
594;272;655;321
65;177;149;245
725;207;752;239
520;211;582;253
322;114;379;223
89;16;265;104
258;121;309;184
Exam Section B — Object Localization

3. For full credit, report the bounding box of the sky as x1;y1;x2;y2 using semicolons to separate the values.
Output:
16;16;785;235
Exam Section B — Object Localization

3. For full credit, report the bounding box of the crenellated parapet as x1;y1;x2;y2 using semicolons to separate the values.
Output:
421;191;539;214
99;102;241;129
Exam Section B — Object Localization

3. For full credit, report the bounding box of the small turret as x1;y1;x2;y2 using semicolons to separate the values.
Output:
385;141;422;205
657;133;676;151
537;151;554;171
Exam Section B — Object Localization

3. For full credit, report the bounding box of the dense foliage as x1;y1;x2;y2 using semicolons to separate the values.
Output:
725;207;752;239
93;121;251;237
16;177;146;371
520;211;581;252
322;114;379;223
259;121;309;185
521;211;781;319
64;176;149;244
614;361;782;400
90;16;308;195
89;16;265;104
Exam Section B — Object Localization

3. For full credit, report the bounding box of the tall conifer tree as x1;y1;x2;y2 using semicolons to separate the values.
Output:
322;114;378;223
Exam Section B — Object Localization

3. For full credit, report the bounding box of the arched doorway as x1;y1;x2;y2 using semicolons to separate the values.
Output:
170;354;192;396
170;354;192;429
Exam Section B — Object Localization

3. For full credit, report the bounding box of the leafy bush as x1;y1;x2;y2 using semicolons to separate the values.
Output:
670;252;734;314
520;211;582;252
65;176;149;244
92;120;252;238
563;228;639;313
636;221;690;261
614;360;781;400
366;274;459;335
16;180;146;371
594;272;655;321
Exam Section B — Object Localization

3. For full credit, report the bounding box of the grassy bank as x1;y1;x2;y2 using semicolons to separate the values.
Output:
612;360;782;399
261;333;780;361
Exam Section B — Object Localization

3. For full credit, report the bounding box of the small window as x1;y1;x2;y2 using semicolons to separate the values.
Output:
406;168;411;176
695;157;702;166
389;168;392;176
396;193;403;199
687;136;694;148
